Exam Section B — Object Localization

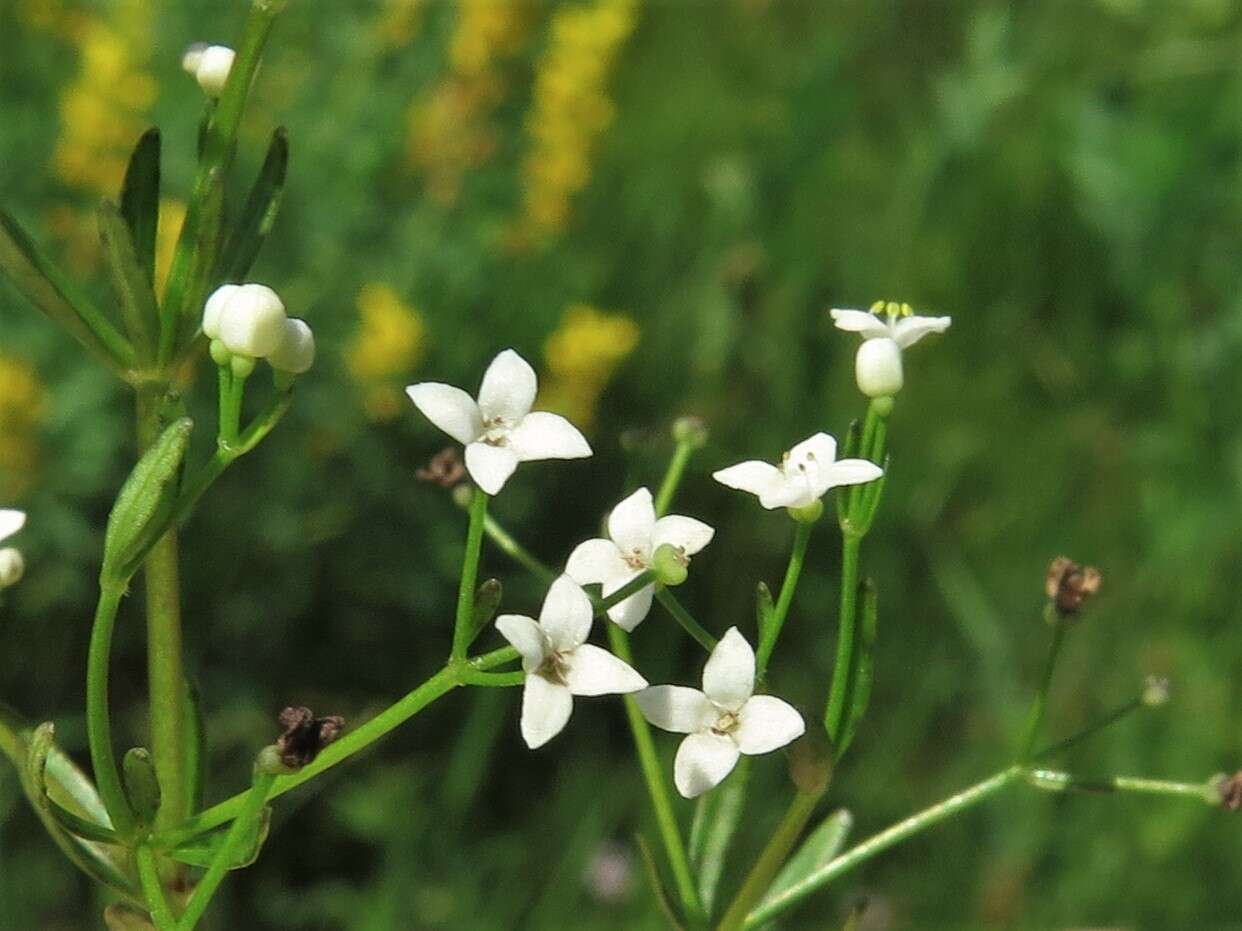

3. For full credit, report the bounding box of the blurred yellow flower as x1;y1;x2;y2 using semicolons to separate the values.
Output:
375;0;426;50
347;283;428;421
155;199;187;299
0;356;46;499
515;0;637;243
541;304;640;428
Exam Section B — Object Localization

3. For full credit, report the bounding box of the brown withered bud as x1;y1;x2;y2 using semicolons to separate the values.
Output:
416;447;466;488
275;706;345;770
1217;770;1242;811
1045;557;1101;617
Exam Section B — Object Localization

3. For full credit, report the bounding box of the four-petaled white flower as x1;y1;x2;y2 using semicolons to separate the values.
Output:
566;487;714;632
830;302;951;398
406;349;591;496
637;627;804;798
713;433;882;510
496;575;647;749
0;510;26;590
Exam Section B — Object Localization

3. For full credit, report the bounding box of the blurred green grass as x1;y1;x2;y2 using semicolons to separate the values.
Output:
2;0;1242;928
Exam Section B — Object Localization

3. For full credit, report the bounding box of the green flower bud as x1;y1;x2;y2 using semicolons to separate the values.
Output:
672;416;709;448
651;543;689;586
122;747;161;825
786;499;824;524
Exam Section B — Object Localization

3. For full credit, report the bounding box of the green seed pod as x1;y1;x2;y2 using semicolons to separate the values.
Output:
122;748;161;825
651;543;689;586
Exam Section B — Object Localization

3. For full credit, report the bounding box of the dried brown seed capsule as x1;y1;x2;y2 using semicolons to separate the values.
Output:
1217;770;1242;811
275;706;345;770
416;447;467;488
1045;557;1101;617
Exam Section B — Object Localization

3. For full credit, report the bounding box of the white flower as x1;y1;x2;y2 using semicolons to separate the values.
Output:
495;575;647;749
405;349;591;496
713;433;882;510
566;487;714;632
830;302;951;398
636;627;804;798
0;510;26;591
267;318;315;374
204;283;288;359
183;44;235;97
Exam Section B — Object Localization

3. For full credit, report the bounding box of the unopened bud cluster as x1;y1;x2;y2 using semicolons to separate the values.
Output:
182;43;235;97
203;284;315;377
0;510;26;591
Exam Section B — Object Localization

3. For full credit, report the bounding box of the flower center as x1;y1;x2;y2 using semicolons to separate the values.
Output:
482;416;512;446
710;711;740;738
622;547;648;570
538;651;572;686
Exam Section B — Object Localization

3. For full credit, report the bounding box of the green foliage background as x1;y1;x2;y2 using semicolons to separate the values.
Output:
2;1;1241;928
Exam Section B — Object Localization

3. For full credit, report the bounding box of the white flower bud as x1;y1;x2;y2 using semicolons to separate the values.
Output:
202;284;239;340
267;318;315;374
181;42;209;76
854;337;903;398
219;284;287;359
194;45;235;98
0;548;24;589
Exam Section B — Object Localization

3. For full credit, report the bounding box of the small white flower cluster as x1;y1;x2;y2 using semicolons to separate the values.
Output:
182;43;235;98
830;301;951;398
0;509;26;590
202;284;315;377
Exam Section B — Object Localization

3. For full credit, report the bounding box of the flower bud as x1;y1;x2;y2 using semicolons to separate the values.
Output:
181;42;209;76
194;45;235;97
854;337;903;398
1141;675;1170;708
0;548;24;589
1045;556;1101;618
267;318;315;374
122;747;161;825
219;284;287;358
651;543;689;586
672;416;709;448
202;284;239;340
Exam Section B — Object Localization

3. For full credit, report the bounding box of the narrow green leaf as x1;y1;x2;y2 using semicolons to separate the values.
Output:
160;175;223;362
217;127;288;281
635;833;687;931
689;757;749;914
119;128;160;281
857;453;890;535
99;200;159;363
754;582;775;644
760;809;853;909
468;578;503;647
838;418;862;527
0;210;133;371
166;805;271;870
838;579;878;756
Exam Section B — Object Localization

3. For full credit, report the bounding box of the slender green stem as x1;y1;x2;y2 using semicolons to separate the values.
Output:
482;512;556;584
217;367;246;447
718;787;823;931
177;771;276;930
85;584;136;838
745;767;1023;928
136;844;177;931
608;625;704;924
655;440;694;517
1025;768;1213;801
458;669;525;687
824;533;862;740
756;520;812;676
654;587;716;652
1015;613;1068;763
452;489;489;660
1033;697;1144;761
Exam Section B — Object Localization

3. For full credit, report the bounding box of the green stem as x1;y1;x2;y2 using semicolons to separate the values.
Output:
85;584;137;837
654;587;717;652
655;440;694;517
756;520;812;676
718;787;823;931
177;771;276;930
452;489;489;660
1015;613;1068;763
608;624;704;924
482;512;556;584
458;669;525;687
823;533;862;741
1025;768;1212;800
217;366;245;446
1033;697;1144;761
745;767;1023;928
136;844;177;931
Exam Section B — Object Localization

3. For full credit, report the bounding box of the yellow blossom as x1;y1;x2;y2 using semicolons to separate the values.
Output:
540;304;640;428
0;356;46;499
347;284;428;421
375;0;426;50
155;199;187;299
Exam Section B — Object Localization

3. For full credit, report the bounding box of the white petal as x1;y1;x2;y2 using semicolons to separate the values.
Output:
520;675;574;749
735;695;805;755
674;733;741;798
565;538;629;586
829;308;890;339
405;383;483;445
509;412;591;462
202;284;239;339
891;314;951;349
702;627;755;711
604;580;655;632
495;614;548;673
464;442;519;495
538;575;594;652
815;458;883;497
564;644;647;696
713;461;786;504
0;510;26;544
608;487;656;554
478;349;537;424
758;475;816;510
652;516;715;556
635;685;716;734
267;318;315;374
788;432;837;468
